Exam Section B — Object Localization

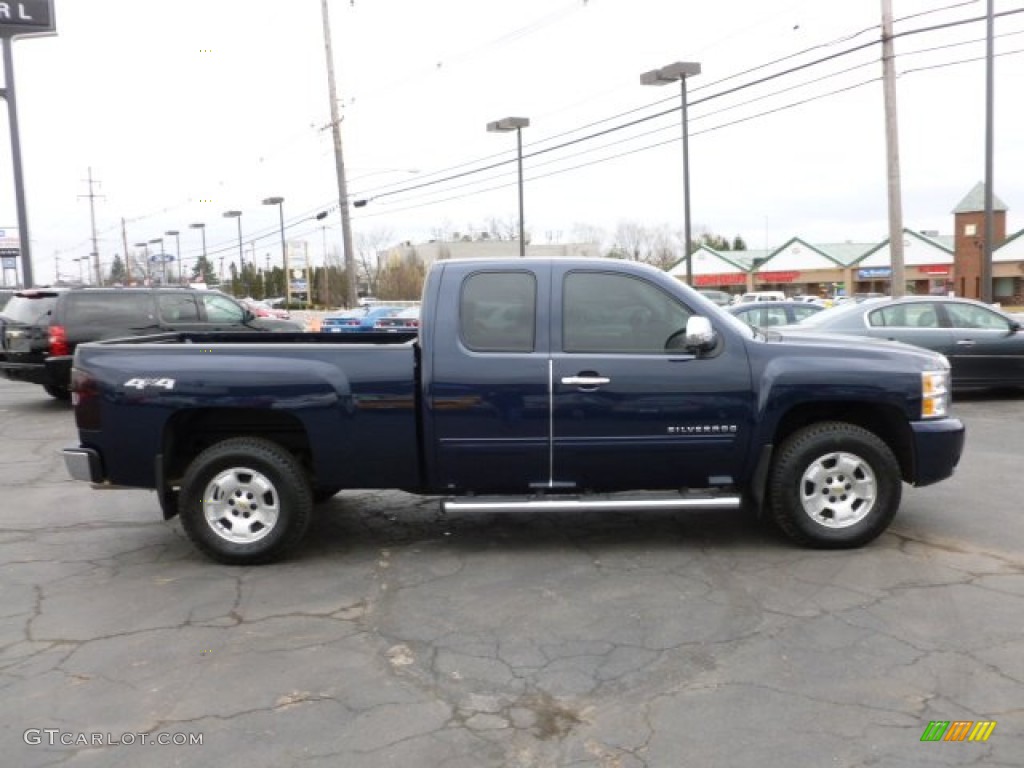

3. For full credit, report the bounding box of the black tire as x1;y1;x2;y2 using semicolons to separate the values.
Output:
44;384;71;401
768;422;902;549
312;486;342;504
178;437;313;565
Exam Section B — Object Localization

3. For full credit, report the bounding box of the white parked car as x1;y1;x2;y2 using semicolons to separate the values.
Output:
738;291;786;303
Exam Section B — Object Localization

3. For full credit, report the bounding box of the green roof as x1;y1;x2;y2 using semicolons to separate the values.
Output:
952;182;1008;214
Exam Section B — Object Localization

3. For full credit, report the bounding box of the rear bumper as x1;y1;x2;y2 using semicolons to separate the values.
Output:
63;447;103;483
910;417;966;487
0;357;71;388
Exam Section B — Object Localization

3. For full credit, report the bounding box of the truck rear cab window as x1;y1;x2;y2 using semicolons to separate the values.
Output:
563;272;692;353
460;272;536;352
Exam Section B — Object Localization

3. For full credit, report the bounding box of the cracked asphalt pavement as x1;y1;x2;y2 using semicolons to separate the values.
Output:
1;379;1022;767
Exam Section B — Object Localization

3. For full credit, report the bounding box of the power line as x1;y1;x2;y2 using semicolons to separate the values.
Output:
72;8;1024;261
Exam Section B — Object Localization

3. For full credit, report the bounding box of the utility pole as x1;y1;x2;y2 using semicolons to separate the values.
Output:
981;0;995;303
121;218;131;283
79;167;104;285
881;0;905;298
321;0;358;308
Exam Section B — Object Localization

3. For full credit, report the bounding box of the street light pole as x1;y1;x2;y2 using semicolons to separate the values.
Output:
165;230;181;284
189;223;207;284
641;61;701;286
148;237;166;284
133;242;150;283
487;117;530;257
262;196;290;308
223;210;243;295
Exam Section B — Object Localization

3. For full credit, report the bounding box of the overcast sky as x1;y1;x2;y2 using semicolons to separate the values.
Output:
2;0;1023;285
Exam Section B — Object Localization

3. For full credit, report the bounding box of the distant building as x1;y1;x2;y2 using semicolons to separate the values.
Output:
669;183;1021;302
382;238;602;267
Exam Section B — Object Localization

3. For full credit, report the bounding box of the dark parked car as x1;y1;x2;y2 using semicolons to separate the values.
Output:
727;300;824;327
777;296;1024;390
0;287;303;399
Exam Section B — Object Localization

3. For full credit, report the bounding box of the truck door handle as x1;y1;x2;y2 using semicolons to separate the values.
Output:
955;340;975;346
561;376;611;387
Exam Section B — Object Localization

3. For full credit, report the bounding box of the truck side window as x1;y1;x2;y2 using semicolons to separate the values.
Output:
563;272;692;354
158;294;200;322
460;272;536;353
201;294;245;323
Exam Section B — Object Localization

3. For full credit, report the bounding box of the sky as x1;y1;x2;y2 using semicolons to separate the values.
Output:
1;0;1023;286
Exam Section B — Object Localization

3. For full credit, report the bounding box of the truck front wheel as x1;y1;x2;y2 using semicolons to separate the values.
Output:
769;422;901;548
178;437;313;565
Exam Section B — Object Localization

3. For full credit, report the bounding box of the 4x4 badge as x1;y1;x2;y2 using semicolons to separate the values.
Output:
124;378;176;390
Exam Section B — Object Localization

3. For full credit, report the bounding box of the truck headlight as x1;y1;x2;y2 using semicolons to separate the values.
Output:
921;370;950;419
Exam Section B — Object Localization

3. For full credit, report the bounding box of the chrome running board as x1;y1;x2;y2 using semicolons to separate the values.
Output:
442;491;742;514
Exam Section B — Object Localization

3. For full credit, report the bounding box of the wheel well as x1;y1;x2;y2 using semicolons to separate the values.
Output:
161;409;312;487
772;402;914;480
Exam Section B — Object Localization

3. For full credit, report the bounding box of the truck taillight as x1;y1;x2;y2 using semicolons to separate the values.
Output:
49;325;70;356
71;367;102;430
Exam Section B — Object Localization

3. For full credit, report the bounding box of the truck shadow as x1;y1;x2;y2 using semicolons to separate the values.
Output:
297;500;787;560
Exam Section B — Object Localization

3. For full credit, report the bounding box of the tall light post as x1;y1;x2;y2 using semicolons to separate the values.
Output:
189;223;207;284
641;61;701;285
486;116;530;257
165;230;181;284
262;196;290;308
133;242;150;283
223;210;244;295
148;237;166;284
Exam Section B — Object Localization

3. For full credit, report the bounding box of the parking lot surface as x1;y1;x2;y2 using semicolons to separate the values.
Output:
1;379;1022;767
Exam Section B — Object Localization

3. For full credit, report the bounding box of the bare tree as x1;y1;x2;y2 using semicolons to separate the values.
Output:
355;227;394;297
378;256;426;300
611;220;650;261
648;224;680;270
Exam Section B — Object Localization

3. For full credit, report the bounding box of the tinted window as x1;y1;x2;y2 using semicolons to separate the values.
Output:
201;293;245;323
563;272;692;354
869;303;939;328
742;306;788;327
460;272;536;352
791;305;821;321
64;293;154;325
1;292;63;324
943;302;1010;330
158;293;201;321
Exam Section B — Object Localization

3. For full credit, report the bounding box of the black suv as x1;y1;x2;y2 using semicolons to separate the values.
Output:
0;287;303;399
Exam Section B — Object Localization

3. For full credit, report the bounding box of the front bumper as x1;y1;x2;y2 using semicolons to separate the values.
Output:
910;417;966;487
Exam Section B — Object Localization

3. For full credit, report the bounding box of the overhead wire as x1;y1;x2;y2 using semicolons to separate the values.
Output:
102;7;1024;263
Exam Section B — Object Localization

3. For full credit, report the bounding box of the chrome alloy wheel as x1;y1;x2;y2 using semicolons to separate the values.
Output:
203;467;281;544
799;450;877;529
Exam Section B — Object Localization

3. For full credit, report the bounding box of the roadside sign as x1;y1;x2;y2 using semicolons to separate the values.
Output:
0;0;57;38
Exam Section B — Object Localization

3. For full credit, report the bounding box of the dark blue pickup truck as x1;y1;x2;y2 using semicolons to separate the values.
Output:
63;258;965;564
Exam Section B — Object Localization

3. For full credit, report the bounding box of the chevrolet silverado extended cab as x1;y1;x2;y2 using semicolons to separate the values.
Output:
62;258;965;564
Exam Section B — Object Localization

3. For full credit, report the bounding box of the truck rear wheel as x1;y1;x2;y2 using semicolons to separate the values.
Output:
769;422;901;549
178;437;313;565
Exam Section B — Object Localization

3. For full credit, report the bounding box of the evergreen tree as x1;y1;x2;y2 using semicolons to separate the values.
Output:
108;254;127;285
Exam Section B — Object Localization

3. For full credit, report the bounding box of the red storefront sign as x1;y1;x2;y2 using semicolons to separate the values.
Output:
695;273;746;286
756;270;801;283
918;265;950;276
